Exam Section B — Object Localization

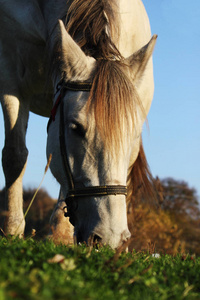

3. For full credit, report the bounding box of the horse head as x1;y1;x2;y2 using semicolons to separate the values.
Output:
47;21;157;248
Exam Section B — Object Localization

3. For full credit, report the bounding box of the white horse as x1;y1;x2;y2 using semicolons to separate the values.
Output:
0;0;156;248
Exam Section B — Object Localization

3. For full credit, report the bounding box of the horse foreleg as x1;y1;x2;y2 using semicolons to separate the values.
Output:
1;95;29;236
49;188;74;244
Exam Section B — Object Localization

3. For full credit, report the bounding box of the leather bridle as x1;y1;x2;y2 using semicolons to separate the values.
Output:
47;80;127;223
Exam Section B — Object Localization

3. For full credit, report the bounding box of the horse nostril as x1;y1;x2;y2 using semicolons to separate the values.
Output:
88;233;102;247
93;234;102;245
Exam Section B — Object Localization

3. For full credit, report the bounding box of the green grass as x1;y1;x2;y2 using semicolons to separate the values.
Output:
0;238;199;300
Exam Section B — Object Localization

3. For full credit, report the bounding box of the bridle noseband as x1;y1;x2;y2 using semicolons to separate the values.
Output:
47;80;127;224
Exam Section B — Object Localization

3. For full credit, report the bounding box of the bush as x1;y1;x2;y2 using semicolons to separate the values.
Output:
128;178;200;255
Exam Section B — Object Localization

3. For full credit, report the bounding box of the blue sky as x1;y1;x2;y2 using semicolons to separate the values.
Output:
0;0;200;199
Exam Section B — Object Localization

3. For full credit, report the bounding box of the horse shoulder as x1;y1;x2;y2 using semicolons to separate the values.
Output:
0;0;52;116
0;0;46;42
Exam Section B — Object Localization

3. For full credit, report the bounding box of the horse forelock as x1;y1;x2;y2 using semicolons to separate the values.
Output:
86;60;142;153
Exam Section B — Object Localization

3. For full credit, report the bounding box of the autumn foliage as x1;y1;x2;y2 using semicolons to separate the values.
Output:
128;178;200;255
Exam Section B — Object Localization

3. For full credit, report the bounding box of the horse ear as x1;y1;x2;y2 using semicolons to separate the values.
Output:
57;20;96;80
126;35;157;81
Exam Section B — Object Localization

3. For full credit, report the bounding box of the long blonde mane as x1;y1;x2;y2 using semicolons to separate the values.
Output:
65;0;120;59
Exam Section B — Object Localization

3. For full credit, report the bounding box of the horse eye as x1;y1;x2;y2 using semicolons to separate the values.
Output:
69;122;86;138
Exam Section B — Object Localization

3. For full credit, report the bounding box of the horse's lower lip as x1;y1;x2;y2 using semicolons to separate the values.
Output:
75;231;103;246
89;233;103;246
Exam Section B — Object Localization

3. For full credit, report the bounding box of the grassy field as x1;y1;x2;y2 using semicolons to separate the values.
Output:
0;238;199;300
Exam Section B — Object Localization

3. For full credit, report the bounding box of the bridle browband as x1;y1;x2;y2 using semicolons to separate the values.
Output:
47;80;127;223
